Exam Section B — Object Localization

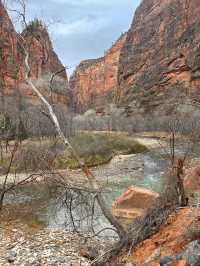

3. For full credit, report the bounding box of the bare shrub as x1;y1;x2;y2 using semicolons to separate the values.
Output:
13;142;56;172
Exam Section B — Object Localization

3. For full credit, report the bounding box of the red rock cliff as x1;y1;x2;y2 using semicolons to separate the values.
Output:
71;0;200;115
0;1;22;98
118;0;200;114
0;3;68;109
70;33;127;112
20;19;69;106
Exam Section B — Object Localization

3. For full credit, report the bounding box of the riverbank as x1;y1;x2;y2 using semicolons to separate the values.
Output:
112;207;200;265
0;132;148;174
0;136;169;235
0;221;111;266
0;134;199;265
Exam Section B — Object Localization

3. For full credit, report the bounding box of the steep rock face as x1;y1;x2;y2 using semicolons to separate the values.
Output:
0;1;22;98
0;3;68;109
70;33;127;112
118;0;200;114
22;20;67;80
71;0;200;115
20;20;69;105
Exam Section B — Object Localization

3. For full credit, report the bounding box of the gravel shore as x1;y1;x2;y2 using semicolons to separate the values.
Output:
0;223;111;266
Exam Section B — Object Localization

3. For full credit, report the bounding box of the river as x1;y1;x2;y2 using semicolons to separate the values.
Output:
0;137;170;238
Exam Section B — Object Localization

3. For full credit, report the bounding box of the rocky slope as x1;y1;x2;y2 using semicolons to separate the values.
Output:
114;208;200;265
0;2;68;111
70;33;127;112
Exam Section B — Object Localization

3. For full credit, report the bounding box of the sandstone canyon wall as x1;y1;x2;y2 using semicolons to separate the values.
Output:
0;1;22;100
70;33;127;112
0;2;68;113
71;0;200;116
118;0;200;115
21;20;69;106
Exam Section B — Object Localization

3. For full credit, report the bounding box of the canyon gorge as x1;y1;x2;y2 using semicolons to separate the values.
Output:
0;0;200;265
71;0;200;117
2;0;200;117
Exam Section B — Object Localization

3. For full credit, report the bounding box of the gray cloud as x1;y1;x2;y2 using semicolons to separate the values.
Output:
10;0;141;75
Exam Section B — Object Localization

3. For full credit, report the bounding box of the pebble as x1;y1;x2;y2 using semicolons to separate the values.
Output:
0;224;111;266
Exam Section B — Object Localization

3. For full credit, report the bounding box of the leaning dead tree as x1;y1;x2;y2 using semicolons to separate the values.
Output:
5;2;195;265
20;35;180;266
23;37;126;239
6;0;126;240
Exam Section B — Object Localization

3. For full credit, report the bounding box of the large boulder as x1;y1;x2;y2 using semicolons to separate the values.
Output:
112;186;159;219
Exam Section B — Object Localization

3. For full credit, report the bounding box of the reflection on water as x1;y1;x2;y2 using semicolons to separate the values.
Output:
1;150;168;237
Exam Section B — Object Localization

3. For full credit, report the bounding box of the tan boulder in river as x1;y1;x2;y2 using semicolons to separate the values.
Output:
112;186;159;220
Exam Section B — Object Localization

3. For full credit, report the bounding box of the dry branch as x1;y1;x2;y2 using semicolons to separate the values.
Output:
13;22;126;238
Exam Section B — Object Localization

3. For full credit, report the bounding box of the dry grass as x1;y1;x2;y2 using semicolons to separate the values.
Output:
0;132;148;172
54;132;148;169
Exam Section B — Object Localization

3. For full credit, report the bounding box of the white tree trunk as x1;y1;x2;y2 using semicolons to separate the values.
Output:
23;48;126;239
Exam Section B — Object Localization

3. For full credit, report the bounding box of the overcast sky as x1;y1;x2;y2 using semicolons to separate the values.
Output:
11;0;141;75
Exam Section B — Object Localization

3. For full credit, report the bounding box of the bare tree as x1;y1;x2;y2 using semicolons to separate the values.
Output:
4;3;197;266
4;0;126;239
157;113;200;207
0;141;46;210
